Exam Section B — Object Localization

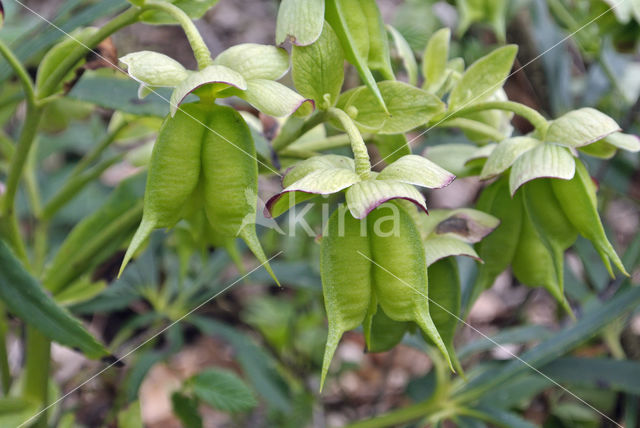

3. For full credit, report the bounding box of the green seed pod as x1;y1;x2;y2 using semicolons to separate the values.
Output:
368;205;452;371
119;104;204;275
522;178;577;295
512;206;572;315
320;208;372;388
473;177;523;294
550;159;627;276
363;293;409;353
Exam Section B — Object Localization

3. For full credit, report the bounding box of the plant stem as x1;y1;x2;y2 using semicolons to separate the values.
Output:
327;107;371;179
143;1;213;69
23;327;51;428
0;40;41;263
70;121;128;178
272;112;327;151
446;100;549;135
436;117;507;142
38;7;143;98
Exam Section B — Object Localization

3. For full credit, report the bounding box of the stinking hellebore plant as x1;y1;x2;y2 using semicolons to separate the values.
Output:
0;0;639;426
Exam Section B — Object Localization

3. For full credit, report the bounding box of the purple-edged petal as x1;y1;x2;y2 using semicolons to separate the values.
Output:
214;43;290;80
266;167;360;218
169;65;247;116
378;154;455;189
546;108;621;148
282;154;355;187
346;179;427;219
424;236;481;266
509;143;575;196
480;136;541;180
239;79;314;118
120;51;188;89
603;132;640;152
420;208;500;243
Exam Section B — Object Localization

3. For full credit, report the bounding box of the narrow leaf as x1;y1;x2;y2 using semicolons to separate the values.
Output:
422;28;450;93
0;240;109;359
387;25;418;85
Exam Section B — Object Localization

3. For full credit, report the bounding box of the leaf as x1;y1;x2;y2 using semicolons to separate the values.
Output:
140;0;221;24
448;45;518;110
55;276;107;307
378;154;455;189
0;240;109;359
214;44;289;80
423;143;483;177
470;406;537;428
120;51;188;88
326;0;388;113
346;179;426;219
422;27;451;93
117;401;143;428
0;398;39;428
67;74;171;117
275;0;324;46
238;79;314;118
370;134;411;164
171;392;203;428
387;25;417;85
363;0;395;79
191;369;257;413
542;357;640;394
480;136;541;180
509;143;575;196
424;236;479;266
170;65;247;116
341;81;445;134
292;21;345;109
457;325;552;360
545;108;621;148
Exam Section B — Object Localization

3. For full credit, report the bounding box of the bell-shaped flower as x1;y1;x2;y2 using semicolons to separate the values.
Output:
120;43;313;118
265;154;455;219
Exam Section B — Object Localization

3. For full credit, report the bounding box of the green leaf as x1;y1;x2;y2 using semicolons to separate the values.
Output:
423;143;483;177
170;65;247;116
370;134;411;164
275;0;324;46
0;240;109;359
340;81;445;134
292;22;345;109
171;392;203;428
509;143;575;196
238;79;314;118
0;398;39;427
364;306;409;353
422;28;450;93
140;0;221;24
363;0;395;80
387;25;418;85
379;154;455;189
542;357;640;394
117;401;143;428
326;0;388;113
545;108;621;148
480;136;541;180
470;406;537;428
55;277;107;307
214;44;289;80
67;74;170;117
191;369;257;413
120;51;188;88
346;179;426;219
448;45;518;110
457;325;552;360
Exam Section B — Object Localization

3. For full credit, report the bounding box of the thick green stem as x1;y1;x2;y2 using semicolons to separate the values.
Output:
447;100;549;135
23;327;51;428
38;7;143;98
436;118;507;142
143;1;213;69
327;108;371;179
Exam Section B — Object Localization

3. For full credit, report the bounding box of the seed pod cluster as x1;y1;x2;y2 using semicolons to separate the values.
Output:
119;102;277;283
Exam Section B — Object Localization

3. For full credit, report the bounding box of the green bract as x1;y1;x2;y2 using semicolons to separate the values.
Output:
266;153;454;219
120;44;313;118
119;103;278;284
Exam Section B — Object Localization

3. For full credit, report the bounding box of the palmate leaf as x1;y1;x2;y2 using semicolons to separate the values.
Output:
0;240;109;359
